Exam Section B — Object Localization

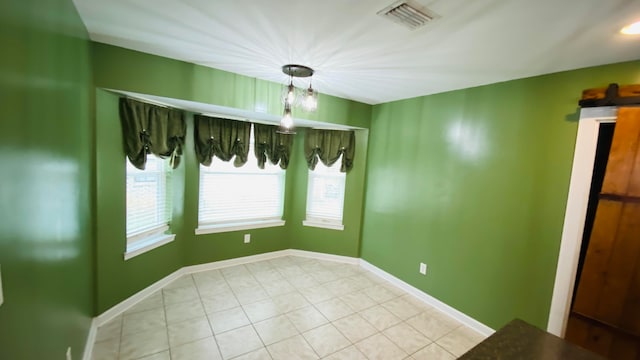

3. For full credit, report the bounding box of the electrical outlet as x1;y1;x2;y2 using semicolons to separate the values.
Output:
0;264;3;306
419;262;427;275
66;347;72;360
243;234;250;244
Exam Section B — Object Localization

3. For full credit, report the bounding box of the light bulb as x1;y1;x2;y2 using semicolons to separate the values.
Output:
286;83;295;105
621;20;640;35
302;86;318;112
281;106;293;129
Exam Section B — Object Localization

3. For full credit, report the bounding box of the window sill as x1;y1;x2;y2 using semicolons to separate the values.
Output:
303;220;344;231
124;233;176;260
195;220;286;235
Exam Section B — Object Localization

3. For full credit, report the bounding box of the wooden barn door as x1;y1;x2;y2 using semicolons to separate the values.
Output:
565;107;640;359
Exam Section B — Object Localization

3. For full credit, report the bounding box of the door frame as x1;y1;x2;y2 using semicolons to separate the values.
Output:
547;106;617;336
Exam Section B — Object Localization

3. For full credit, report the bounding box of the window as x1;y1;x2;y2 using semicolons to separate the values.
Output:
304;158;346;230
196;126;286;233
125;155;174;259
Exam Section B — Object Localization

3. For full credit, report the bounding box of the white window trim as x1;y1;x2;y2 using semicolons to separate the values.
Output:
124;225;175;260
303;218;344;231
196;219;286;235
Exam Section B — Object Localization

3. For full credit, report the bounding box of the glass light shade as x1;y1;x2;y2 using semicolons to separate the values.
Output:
280;104;293;129
302;86;318;112
282;82;297;106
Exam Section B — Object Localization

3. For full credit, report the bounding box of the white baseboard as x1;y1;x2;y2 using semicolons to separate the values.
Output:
95;267;186;326
287;249;360;265
359;259;495;337
183;250;291;273
82;318;98;360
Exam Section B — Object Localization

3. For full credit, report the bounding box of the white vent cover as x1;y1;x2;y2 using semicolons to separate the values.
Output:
377;1;437;30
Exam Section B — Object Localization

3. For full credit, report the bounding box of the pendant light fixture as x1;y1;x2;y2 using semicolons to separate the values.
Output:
278;64;317;134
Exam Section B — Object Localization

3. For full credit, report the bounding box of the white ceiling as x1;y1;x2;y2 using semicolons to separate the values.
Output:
74;0;640;105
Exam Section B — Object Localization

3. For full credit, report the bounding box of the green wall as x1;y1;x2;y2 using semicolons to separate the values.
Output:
0;1;94;359
361;60;640;330
91;43;371;313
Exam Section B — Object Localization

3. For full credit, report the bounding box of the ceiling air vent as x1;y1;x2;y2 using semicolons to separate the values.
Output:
377;1;438;30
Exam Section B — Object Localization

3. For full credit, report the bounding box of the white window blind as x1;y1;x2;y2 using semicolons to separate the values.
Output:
125;155;172;238
198;126;285;227
305;158;346;225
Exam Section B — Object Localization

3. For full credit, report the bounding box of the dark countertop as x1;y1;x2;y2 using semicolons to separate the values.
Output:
458;319;606;360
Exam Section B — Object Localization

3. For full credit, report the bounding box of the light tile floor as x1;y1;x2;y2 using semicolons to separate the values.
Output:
92;256;486;360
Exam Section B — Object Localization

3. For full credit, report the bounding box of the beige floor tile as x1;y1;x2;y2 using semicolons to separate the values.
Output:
119;327;169;360
412;343;456;360
245;260;274;273
95;315;122;342
359;305;402;331
315;298;354;321
267;335;319;360
383;322;431;354
192;269;224;283
163;274;195;290
332;313;378;343
197;280;233;298
94;256;482;360
254;315;299;345
406;311;461;341
277;265;305;278
355;333;407;360
299;284;334;304
125;292;164;315
167;316;213;348
137;351;171;360
122;308;166;336
363;285;398;303
303;323;350;357
400;294;434;313
233;286;271;305
201;290;240;313
221;265;251;279
381;297;421;320
322;345;368;360
340;291;377;312
243;298;281;323
286;306;329;332
287;273;320;289
170;336;222;360
231;347;272;360
208;306;251;334
324;278;357;297
272;291;309;313
436;326;485;357
215;325;263;359
309;269;340;283
262;279;296;297
91;337;119;360
165;299;206;324
162;285;200;305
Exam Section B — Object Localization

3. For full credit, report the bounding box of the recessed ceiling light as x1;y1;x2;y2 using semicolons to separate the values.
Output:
620;20;640;35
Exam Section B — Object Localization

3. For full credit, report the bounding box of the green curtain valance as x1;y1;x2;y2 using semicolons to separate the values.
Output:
194;115;251;167
119;97;186;170
254;123;294;169
304;129;355;173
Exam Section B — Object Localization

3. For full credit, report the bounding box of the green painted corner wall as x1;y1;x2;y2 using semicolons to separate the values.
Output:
0;0;94;359
360;60;640;331
91;43;371;312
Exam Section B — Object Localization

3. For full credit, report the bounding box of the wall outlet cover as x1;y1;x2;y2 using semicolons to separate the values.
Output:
243;234;250;243
419;262;427;275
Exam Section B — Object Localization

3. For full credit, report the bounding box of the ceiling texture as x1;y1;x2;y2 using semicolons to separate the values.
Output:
74;0;640;105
